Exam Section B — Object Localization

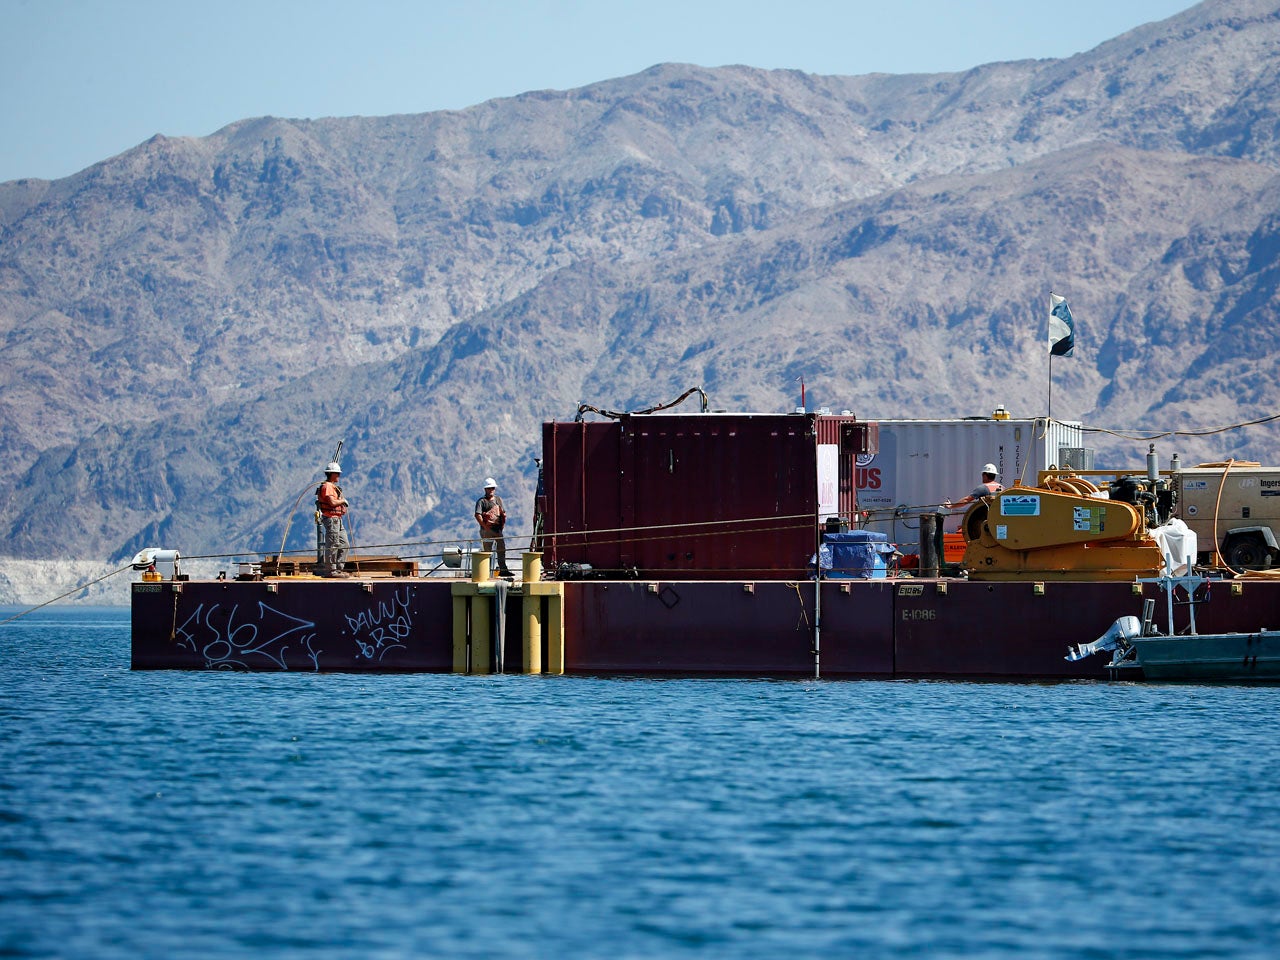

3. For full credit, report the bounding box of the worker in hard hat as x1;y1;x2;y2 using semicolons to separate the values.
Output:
474;477;512;578
316;461;350;578
945;462;1003;509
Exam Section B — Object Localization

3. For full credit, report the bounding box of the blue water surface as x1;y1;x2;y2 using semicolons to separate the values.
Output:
2;605;1279;959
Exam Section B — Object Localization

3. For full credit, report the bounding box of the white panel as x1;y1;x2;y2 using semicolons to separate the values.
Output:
817;443;839;520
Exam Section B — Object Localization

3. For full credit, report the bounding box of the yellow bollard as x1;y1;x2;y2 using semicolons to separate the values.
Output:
473;551;491;583
522;592;542;674
521;551;542;583
546;586;565;676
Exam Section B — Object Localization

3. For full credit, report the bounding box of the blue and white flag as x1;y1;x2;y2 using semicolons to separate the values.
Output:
1049;293;1074;357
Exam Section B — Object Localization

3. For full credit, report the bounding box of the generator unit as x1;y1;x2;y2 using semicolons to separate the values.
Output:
1175;463;1280;570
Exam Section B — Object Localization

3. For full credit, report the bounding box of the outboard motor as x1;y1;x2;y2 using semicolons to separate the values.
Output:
1065;615;1142;662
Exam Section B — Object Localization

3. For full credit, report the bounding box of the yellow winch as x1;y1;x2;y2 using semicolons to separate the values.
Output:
961;476;1163;581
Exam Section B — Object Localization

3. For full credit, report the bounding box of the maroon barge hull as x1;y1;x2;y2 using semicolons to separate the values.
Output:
130;576;1280;679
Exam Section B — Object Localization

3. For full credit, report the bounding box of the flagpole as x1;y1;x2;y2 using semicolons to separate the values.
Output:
1047;291;1075;426
1047;292;1054;423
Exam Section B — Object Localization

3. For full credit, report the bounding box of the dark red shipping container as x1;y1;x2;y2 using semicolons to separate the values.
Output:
540;413;877;579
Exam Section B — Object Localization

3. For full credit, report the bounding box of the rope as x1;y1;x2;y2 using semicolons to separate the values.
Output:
539;513;815;542
787;582;810;628
0;563;134;626
166;512;829;577
204;512;823;562
533;514;825;577
1025;418;1050;487
1081;410;1280;442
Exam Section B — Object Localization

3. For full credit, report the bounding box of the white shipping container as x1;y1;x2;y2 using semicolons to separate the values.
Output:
856;418;1085;543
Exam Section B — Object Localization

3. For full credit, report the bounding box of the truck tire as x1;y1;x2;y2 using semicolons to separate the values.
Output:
1224;533;1273;572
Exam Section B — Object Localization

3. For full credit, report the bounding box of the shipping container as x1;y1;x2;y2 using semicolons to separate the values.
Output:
539;413;876;579
856;417;1086;545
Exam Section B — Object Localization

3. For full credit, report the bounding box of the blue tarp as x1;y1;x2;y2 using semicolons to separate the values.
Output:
815;531;894;579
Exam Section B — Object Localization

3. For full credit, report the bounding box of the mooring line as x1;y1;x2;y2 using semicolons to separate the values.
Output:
0;564;134;626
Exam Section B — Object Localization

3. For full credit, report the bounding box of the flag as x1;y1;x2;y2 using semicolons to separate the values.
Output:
1049;293;1074;357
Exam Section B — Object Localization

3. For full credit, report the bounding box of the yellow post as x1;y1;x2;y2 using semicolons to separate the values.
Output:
470;595;492;675
522;551;542;582
522;592;543;674
473;551;491;583
546;585;565;676
451;595;469;673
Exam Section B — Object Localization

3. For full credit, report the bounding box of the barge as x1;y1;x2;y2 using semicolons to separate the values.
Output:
130;407;1280;679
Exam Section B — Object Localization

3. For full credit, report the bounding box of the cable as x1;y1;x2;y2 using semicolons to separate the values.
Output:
1083;411;1280;442
575;386;710;421
0;563;134;626
277;479;322;560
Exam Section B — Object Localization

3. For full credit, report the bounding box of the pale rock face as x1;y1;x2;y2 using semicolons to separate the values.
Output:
0;560;130;607
0;559;227;607
1;0;1278;578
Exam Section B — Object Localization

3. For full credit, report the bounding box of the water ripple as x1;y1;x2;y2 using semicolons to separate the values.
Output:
2;609;1279;958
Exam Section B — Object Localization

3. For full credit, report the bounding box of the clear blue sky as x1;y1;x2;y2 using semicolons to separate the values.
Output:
2;0;1197;183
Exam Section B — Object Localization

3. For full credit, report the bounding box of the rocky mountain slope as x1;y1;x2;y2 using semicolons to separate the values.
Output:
2;0;1280;583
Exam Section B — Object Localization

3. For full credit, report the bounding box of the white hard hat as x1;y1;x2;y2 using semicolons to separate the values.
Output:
982;463;999;475
325;461;342;474
483;477;497;489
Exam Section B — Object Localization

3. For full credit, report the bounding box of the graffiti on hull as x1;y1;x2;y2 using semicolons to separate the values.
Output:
346;587;413;661
175;602;321;671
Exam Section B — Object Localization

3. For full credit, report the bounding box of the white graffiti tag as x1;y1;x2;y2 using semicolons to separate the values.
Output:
345;587;412;661
174;602;321;670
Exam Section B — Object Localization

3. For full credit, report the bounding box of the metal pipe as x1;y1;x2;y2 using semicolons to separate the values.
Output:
813;572;822;681
921;514;939;577
813;512;822;680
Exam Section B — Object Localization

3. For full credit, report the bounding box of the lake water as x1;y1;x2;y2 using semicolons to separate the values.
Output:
3;606;1279;959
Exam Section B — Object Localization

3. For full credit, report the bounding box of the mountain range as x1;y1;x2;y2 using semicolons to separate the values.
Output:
2;0;1279;595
